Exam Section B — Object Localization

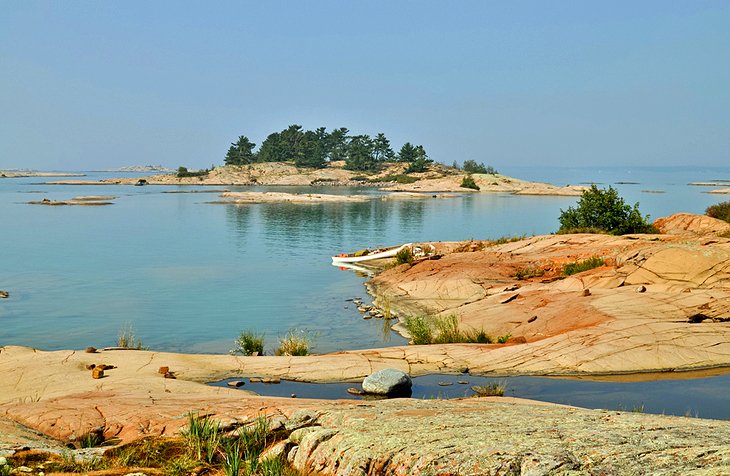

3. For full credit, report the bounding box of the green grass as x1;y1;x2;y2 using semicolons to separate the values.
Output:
496;333;512;344
231;330;265;356
274;329;314;356
562;256;605;276
720;230;730;239
402;314;493;345
460;174;480;190
183;413;221;463
556;227;610;235
8;414;302;476
490;235;527;245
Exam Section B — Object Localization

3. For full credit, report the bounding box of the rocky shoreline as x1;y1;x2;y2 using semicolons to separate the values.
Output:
2;213;730;474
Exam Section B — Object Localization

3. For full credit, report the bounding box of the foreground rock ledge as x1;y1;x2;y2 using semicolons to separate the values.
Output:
2;344;730;474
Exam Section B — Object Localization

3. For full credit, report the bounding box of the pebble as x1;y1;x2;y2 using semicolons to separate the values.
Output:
457;380;469;385
527;315;538;323
262;377;281;384
636;285;647;293
291;394;297;398
438;381;453;386
362;314;372;320
0;290;8;299
582;289;591;296
85;347;97;353
249;377;262;383
227;381;245;387
158;366;169;374
347;387;364;395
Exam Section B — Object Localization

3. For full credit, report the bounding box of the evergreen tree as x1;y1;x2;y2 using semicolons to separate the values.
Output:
405;145;432;173
344;135;377;171
397;142;418;163
373;133;395;162
257;132;286;162
327;127;350;161
224;135;256;165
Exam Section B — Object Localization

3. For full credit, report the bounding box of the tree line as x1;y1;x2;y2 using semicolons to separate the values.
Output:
224;125;432;172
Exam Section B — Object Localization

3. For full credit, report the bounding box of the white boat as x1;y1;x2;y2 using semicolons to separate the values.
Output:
331;243;412;264
331;243;435;264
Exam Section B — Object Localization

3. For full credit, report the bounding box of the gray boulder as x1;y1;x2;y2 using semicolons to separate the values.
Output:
362;368;412;396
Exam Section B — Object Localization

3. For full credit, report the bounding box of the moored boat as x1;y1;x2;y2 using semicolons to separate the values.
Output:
331;243;435;264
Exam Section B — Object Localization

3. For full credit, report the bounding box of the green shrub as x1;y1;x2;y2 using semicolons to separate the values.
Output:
558;185;655;235
563;256;605;276
462;160;498;175
274;329;313;356
706;201;730;223
394;246;414;265
231;330;264;356
177;166;210;178
460;175;480;190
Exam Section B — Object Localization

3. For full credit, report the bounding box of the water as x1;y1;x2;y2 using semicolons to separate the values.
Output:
213;371;730;420
0;167;728;354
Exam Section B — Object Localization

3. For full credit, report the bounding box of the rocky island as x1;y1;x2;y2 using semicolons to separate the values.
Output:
46;161;585;196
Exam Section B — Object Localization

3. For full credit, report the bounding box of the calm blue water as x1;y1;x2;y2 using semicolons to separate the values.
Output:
1;167;728;356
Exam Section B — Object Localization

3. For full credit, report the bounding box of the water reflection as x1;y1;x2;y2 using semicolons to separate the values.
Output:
224;204;252;243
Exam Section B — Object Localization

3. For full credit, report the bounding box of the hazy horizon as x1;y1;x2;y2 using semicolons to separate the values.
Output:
2;1;728;171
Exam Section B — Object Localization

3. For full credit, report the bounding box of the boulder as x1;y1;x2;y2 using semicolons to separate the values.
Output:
362;368;412;396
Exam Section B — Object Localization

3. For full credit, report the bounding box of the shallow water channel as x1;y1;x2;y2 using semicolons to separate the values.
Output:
211;370;730;420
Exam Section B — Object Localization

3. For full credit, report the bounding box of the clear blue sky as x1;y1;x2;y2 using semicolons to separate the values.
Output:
1;1;728;170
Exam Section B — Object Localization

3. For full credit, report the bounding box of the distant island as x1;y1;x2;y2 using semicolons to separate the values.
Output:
94;165;174;173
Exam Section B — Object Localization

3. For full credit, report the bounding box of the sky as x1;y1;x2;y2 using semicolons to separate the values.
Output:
1;1;729;171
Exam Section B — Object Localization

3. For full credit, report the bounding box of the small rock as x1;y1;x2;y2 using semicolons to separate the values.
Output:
227;381;245;388
158;366;169;374
346;387;364;395
290;393;296;398
636;285;647;293
249;377;262;383
163;371;176;379
92;367;104;379
357;306;367;313
582;289;591;296
84;347;97;353
500;293;520;304
86;364;96;370
362;368;412;396
527;316;538;323
507;335;528;344
262;377;281;384
437;381;453;387
0;290;9;299
683;288;692;293
362;314;372;320
457;380;469;385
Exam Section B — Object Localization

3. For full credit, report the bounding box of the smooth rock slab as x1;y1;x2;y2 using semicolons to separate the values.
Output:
362;368;412;396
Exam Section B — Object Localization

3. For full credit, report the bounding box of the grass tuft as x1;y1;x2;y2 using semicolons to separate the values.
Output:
471;382;506;397
403;314;493;345
274;329;313;356
117;323;145;349
514;266;545;280
562;256;605;276
183;413;221;463
231;330;265;356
